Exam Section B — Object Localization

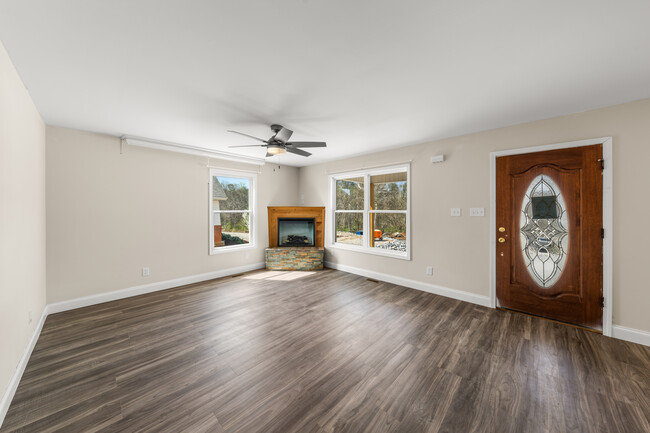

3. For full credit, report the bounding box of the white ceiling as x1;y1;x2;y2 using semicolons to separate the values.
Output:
1;1;650;166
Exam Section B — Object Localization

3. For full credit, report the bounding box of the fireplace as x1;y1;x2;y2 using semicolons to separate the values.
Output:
266;207;325;270
278;218;315;247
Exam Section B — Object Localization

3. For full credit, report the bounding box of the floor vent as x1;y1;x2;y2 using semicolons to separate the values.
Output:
366;278;379;283
230;273;244;278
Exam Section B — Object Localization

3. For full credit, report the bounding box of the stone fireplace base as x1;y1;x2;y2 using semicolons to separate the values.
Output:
265;247;324;271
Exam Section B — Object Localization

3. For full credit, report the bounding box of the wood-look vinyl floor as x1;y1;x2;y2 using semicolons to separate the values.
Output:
2;269;649;432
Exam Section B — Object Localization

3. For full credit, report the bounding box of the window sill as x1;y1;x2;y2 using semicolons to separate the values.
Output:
210;243;256;255
328;242;411;261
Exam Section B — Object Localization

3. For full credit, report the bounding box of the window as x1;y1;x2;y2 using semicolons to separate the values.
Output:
209;169;256;253
329;164;410;259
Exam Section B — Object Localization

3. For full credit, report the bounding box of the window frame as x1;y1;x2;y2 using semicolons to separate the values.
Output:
328;163;411;260
209;168;257;255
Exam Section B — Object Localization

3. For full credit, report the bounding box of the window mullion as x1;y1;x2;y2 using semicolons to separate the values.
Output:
363;173;370;248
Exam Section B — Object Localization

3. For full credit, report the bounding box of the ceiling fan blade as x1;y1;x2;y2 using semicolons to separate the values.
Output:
227;130;268;143
285;147;312;157
275;127;293;143
228;144;266;148
286;141;327;148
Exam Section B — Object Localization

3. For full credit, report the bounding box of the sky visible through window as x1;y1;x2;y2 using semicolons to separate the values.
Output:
218;176;249;187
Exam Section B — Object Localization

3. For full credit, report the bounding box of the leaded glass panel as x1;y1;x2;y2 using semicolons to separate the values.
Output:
520;175;568;287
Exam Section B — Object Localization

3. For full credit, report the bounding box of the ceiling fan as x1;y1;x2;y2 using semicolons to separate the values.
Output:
227;124;326;157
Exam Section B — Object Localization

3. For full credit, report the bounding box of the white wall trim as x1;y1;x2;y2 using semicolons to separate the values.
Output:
489;137;614;336
612;325;650;347
601;138;613;337
123;135;266;165
0;305;48;428
325;261;491;307
48;262;265;314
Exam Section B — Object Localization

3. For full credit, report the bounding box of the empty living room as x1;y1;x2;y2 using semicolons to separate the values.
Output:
1;1;650;432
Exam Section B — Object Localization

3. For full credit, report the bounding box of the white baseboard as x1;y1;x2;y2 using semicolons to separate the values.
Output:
325;261;491;307
48;262;266;314
612;325;650;347
0;305;48;428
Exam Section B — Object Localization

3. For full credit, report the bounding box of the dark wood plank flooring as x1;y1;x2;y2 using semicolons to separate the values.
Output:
2;269;649;432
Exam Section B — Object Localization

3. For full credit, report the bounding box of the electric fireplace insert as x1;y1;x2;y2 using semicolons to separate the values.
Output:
277;218;316;247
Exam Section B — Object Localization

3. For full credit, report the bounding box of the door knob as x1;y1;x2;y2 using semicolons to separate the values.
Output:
498;237;506;243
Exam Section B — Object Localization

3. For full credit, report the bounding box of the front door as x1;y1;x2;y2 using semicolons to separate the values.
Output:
496;144;603;330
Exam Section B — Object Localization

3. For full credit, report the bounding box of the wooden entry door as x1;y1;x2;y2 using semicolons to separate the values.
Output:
496;144;603;330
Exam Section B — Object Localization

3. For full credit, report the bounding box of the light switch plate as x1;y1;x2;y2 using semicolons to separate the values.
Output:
451;208;461;217
470;207;485;217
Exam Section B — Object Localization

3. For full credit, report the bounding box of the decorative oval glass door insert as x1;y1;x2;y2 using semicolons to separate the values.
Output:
520;175;569;287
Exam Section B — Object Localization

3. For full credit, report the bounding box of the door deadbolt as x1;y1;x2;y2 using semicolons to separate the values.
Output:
498;227;506;232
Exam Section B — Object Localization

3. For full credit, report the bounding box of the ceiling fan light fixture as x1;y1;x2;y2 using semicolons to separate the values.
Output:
227;125;325;158
267;144;286;155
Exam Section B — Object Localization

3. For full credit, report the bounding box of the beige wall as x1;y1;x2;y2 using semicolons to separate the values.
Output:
46;127;299;303
0;42;46;404
18;74;650;337
299;98;650;333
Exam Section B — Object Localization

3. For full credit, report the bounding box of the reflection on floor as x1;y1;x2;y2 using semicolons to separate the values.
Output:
243;270;317;281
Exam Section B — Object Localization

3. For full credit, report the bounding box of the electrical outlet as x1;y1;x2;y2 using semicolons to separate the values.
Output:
142;267;150;277
300;194;305;204
451;208;461;217
426;266;433;276
470;207;485;217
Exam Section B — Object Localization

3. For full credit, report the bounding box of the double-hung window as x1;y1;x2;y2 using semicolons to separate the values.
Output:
209;169;256;254
329;164;410;259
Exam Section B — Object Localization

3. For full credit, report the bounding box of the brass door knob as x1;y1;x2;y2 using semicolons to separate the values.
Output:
498;227;506;232
498;237;506;243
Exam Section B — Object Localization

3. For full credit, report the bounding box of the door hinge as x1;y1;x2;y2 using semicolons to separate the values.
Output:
601;228;605;239
598;159;605;170
600;296;605;308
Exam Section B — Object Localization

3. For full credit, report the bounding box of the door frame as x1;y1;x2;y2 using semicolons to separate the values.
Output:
489;137;613;336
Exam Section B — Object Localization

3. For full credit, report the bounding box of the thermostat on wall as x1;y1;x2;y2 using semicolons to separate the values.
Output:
431;155;445;163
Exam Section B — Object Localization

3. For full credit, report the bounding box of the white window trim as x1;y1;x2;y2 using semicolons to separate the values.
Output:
209;168;257;255
328;164;411;260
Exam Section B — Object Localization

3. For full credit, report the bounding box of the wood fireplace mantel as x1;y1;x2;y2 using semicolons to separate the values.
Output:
268;206;325;248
